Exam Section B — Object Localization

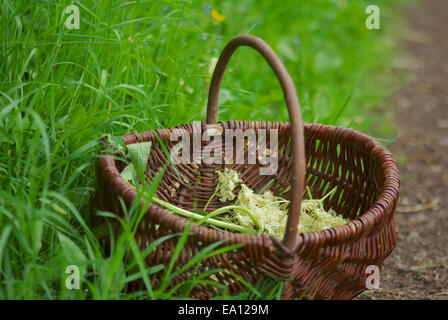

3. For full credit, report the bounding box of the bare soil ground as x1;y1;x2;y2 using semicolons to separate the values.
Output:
360;0;448;299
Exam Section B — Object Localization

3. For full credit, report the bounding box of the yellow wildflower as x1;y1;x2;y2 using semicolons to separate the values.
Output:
211;9;226;23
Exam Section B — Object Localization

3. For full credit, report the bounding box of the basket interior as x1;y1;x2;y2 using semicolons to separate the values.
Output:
118;121;384;222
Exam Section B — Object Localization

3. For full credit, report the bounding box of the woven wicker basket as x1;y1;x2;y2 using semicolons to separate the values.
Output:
92;35;399;299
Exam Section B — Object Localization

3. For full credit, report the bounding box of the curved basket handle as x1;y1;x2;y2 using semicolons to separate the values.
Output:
206;34;306;251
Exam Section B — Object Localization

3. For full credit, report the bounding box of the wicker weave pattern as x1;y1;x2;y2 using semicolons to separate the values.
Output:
92;120;399;299
91;35;399;299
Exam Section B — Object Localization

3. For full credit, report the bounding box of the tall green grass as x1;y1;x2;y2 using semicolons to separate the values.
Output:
0;0;402;299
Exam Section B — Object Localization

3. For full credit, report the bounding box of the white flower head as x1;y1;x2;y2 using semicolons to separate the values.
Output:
215;168;241;202
234;184;287;238
233;185;348;238
213;169;348;237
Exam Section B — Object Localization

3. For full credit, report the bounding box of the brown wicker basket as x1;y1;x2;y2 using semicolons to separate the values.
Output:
92;35;399;299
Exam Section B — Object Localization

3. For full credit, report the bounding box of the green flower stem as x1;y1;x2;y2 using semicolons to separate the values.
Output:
306;186;313;200
320;187;337;202
203;189;217;212
152;197;256;234
204;206;261;231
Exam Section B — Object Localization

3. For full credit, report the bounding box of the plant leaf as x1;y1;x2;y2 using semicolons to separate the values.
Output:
120;163;138;185
58;232;88;278
126;141;152;182
58;233;87;263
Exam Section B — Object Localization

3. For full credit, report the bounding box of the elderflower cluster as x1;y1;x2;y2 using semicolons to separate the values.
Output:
215;168;241;202
214;169;348;238
298;200;347;233
234;184;287;238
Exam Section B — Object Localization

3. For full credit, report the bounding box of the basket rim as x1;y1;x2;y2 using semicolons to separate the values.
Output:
97;121;399;251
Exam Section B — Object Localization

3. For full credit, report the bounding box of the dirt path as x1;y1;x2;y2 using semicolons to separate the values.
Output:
361;0;448;299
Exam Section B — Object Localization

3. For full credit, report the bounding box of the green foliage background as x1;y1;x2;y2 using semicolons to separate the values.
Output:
0;0;402;298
